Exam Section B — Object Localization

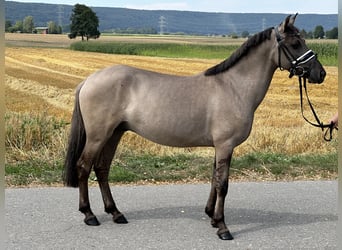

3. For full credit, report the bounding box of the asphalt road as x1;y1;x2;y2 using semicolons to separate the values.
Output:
5;181;337;249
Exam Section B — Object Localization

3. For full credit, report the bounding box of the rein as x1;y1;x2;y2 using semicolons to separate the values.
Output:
275;28;337;141
298;76;337;141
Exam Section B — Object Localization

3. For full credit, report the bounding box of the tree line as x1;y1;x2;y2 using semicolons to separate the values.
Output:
5;4;100;40
238;25;337;39
301;25;338;39
5;16;62;34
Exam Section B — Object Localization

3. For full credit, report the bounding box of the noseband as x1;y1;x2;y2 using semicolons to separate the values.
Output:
274;28;337;141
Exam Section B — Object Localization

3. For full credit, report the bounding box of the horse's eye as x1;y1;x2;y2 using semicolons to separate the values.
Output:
291;41;301;49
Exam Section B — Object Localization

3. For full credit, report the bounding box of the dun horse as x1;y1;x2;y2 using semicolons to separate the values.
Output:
64;14;326;240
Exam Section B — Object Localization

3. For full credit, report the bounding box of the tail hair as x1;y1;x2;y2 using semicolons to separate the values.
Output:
63;86;86;187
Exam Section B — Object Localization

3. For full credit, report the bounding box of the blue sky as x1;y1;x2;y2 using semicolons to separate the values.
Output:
10;0;338;14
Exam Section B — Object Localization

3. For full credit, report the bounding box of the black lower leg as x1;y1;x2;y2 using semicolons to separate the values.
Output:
79;204;100;226
103;202;128;224
205;158;217;220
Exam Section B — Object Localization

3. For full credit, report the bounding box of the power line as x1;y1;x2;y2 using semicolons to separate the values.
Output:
159;16;167;35
262;18;266;31
57;5;63;29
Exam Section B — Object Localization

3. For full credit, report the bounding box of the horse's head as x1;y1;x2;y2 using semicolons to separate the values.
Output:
275;14;326;84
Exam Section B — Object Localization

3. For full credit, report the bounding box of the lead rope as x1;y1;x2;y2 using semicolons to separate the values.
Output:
298;76;337;141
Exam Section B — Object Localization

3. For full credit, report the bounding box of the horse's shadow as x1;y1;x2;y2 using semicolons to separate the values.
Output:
96;205;337;237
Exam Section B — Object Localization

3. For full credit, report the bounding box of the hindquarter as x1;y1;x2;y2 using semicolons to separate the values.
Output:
78;66;132;143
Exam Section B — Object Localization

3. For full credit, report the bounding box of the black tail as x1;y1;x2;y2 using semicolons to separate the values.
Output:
63;86;86;187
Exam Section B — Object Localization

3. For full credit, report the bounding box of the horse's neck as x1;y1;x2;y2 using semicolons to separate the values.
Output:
226;39;278;111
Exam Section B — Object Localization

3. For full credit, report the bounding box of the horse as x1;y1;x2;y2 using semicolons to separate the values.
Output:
64;14;326;240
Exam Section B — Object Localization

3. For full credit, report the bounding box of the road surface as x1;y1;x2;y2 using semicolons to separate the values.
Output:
5;181;337;249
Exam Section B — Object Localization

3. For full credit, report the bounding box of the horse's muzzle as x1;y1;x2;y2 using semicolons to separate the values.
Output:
308;69;326;84
307;59;326;84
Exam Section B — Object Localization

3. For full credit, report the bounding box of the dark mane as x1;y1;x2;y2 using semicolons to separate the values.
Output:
205;27;274;76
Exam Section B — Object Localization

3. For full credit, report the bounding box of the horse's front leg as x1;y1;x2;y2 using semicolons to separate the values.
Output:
205;157;217;227
207;146;234;240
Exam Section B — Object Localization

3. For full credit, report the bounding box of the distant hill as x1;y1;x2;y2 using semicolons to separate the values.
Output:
5;1;338;35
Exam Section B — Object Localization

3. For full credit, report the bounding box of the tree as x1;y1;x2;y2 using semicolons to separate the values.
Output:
23;16;34;33
10;20;23;33
326;27;338;39
300;29;308;39
48;21;62;34
69;4;100;41
313;25;325;39
5;20;12;32
241;31;249;38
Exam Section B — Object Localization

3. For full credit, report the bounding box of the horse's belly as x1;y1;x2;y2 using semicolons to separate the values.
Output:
127;120;213;147
135;132;213;147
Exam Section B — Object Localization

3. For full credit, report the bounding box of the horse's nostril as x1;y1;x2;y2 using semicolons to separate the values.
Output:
321;70;326;79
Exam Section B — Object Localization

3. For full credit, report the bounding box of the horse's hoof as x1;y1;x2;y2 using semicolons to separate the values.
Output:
217;230;234;240
113;214;128;224
84;216;100;226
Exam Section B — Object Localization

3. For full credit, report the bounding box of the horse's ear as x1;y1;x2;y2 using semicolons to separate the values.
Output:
279;14;298;33
289;13;298;25
279;15;292;33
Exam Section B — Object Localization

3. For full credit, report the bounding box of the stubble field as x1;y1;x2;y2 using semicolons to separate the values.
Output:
4;34;338;185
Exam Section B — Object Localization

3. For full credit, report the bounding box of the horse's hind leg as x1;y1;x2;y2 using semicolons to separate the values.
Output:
77;141;102;226
94;130;128;224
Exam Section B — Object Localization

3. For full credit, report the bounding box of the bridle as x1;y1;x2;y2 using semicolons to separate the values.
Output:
274;27;337;141
275;27;316;78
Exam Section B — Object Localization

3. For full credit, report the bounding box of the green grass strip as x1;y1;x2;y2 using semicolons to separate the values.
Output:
5;152;337;186
70;41;337;66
